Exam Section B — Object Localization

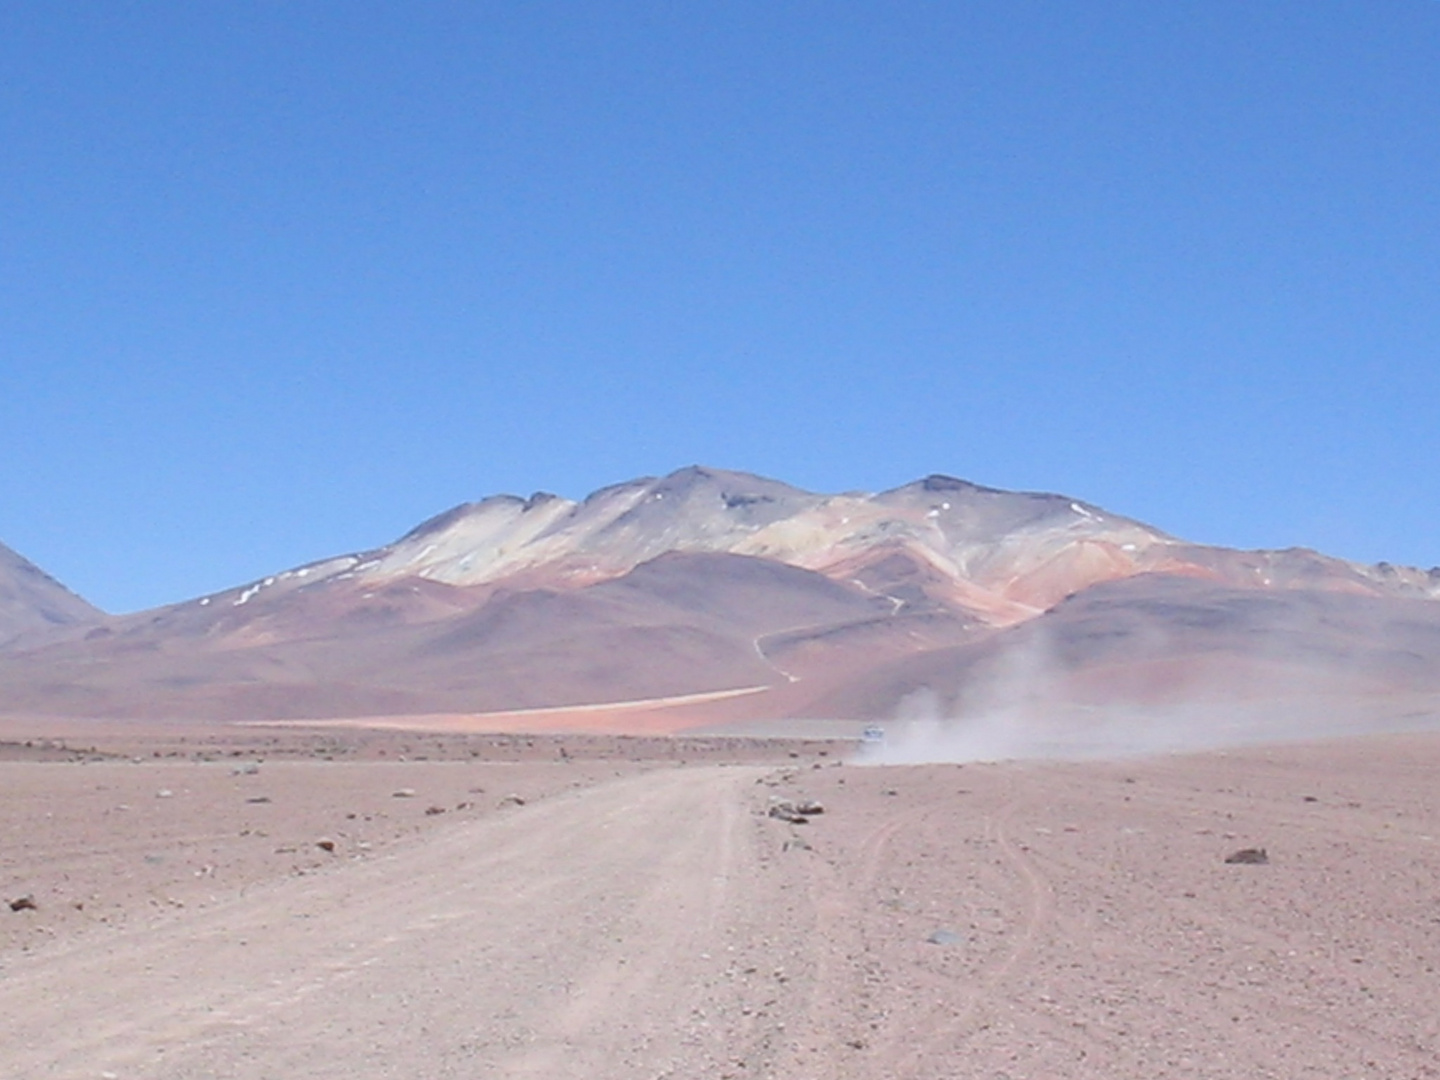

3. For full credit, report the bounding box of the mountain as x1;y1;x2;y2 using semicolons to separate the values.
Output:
1;466;1437;730
81;465;1439;627
0;541;103;650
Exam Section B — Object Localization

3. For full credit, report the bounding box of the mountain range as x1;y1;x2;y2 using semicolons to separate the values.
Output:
3;466;1439;733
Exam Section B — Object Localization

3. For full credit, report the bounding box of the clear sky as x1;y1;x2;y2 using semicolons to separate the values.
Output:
2;2;1437;613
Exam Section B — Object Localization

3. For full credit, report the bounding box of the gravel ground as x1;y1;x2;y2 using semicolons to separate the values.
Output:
2;727;1438;1078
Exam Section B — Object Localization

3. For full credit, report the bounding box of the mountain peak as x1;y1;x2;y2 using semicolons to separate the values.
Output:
917;474;990;494
648;465;808;497
0;540;105;648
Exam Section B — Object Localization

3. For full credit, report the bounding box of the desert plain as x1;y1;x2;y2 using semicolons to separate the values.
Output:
3;709;1439;1080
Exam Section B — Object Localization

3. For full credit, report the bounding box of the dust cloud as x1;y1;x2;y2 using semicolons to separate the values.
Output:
854;628;1440;765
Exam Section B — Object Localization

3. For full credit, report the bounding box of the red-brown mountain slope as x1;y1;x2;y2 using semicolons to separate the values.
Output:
1;467;1436;728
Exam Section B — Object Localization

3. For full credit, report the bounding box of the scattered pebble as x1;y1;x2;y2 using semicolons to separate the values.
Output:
1225;847;1269;865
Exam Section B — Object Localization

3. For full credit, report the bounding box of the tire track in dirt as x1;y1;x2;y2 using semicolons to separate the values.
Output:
1012;825;1440;1070
769;798;932;1079
880;787;1060;1078
945;769;1440;1078
803;766;1068;1079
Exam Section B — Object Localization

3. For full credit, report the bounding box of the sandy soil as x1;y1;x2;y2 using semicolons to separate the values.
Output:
2;726;1438;1078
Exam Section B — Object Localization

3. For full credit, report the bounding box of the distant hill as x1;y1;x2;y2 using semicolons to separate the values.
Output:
2;466;1437;729
0;541;103;650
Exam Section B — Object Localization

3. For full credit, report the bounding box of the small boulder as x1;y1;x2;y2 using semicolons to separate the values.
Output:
8;895;37;912
1225;847;1269;865
768;802;808;824
768;798;824;823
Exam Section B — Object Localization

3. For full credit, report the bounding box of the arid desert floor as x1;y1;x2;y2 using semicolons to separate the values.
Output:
2;720;1438;1079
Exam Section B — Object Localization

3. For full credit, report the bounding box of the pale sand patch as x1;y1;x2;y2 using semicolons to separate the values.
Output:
235;684;774;735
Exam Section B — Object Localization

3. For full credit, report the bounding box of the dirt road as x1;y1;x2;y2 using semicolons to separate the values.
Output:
1;765;859;1078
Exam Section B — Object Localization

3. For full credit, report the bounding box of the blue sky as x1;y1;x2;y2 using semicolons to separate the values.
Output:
2;2;1437;613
